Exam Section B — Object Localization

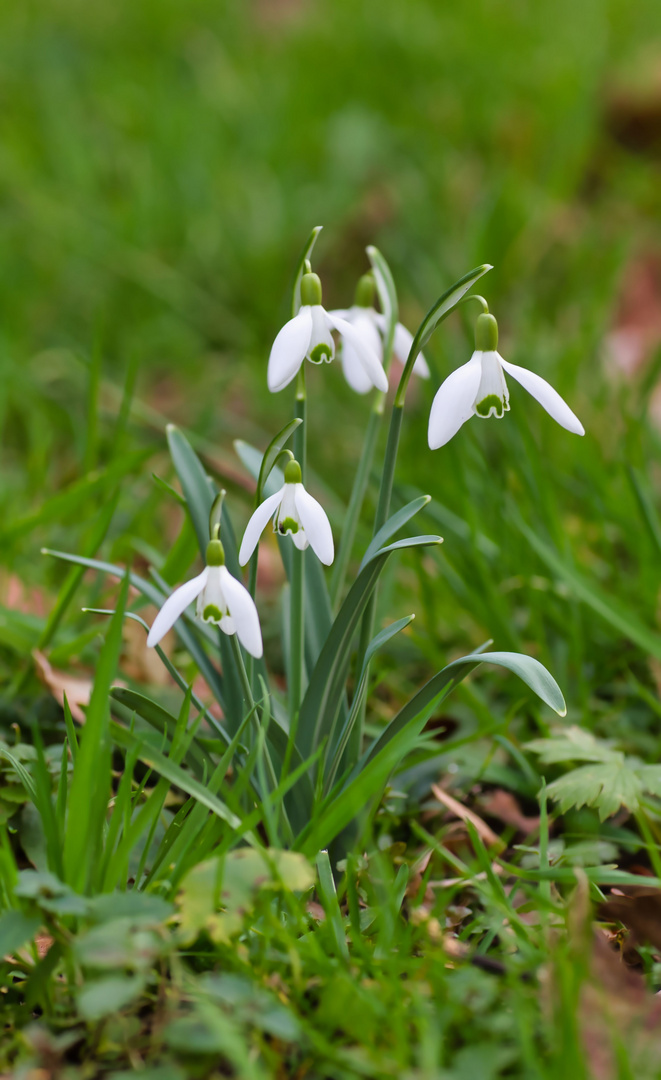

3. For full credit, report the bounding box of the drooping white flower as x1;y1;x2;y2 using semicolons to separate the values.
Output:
329;273;430;394
267;272;388;394
428;313;585;450
239;459;334;566
147;539;263;658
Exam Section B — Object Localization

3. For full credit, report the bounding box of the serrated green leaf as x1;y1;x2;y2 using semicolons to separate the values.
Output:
526;727;622;765
545;762;644;820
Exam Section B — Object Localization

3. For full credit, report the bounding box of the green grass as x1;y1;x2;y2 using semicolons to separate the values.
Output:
3;0;661;1075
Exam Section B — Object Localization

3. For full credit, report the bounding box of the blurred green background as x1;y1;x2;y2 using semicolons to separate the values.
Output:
2;0;661;734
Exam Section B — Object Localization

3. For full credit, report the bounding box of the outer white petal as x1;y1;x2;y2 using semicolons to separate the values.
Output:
219;566;263;658
499;357;585;436
427;355;483;450
267;307;313;393
238;487;284;565
373;314;429;378
327;308;351;321
293;484;334;565
341;312;382;394
147;568;208;648
341;341;376;394
327;313;388;392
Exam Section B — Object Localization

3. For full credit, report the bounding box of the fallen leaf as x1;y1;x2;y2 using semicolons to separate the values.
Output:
480;789;540;835
431;782;502;849
33;651;93;723
599;886;661;954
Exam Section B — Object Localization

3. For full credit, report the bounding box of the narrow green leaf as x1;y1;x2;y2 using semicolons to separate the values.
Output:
358;496;432;572
297;535;442;762
516;517;661;660
63;574;129;893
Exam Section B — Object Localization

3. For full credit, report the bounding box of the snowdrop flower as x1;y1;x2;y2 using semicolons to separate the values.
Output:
239;459;334;566
147;537;263;658
428;313;585;450
267;272;388;394
329;273;430;394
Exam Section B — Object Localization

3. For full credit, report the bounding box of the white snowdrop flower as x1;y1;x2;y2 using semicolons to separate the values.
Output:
267;272;388;394
329;272;430;394
147;538;262;658
239;459;334;566
428;313;585;450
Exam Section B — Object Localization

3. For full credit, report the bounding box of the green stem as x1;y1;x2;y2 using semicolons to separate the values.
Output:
229;633;255;713
330;408;382;610
289;369;306;724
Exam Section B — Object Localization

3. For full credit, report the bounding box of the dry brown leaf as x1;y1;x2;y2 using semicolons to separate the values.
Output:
431;782;502;849
480;789;540;835
33;650;93;723
599;886;661;954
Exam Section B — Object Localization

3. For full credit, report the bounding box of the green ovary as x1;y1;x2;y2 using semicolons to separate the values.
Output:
202;604;223;622
278;517;299;534
475;395;505;418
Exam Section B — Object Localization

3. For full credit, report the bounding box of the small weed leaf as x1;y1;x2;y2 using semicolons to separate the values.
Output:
177;849;315;944
527;727;661;819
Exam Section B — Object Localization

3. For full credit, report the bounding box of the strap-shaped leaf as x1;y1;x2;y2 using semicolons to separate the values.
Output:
364;649;565;771
296;535;442;761
109;720;253;839
299;651;565;855
110;687;208;779
235;439;285;499
324;614;414;791
292;225;323;316
359;496;432;572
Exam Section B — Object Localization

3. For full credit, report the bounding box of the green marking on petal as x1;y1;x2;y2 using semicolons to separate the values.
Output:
309;343;332;364
475;394;505;418
202;604;223;622
278;518;299;535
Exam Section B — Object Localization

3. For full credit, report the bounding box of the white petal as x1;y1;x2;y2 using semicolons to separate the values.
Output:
219;567;263;658
147;569;208;647
267;307;313;393
293;484;334;565
427;355;482;450
474;350;509;418
341;341;376;394
238;488;284;565
326;308;351;321
371;313;429;378
327;314;388;392
499;357;585;435
340;313;382;393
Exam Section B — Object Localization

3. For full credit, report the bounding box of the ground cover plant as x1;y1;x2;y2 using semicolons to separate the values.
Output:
3;1;661;1077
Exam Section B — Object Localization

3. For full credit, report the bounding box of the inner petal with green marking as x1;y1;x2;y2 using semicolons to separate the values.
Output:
473;351;509;420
